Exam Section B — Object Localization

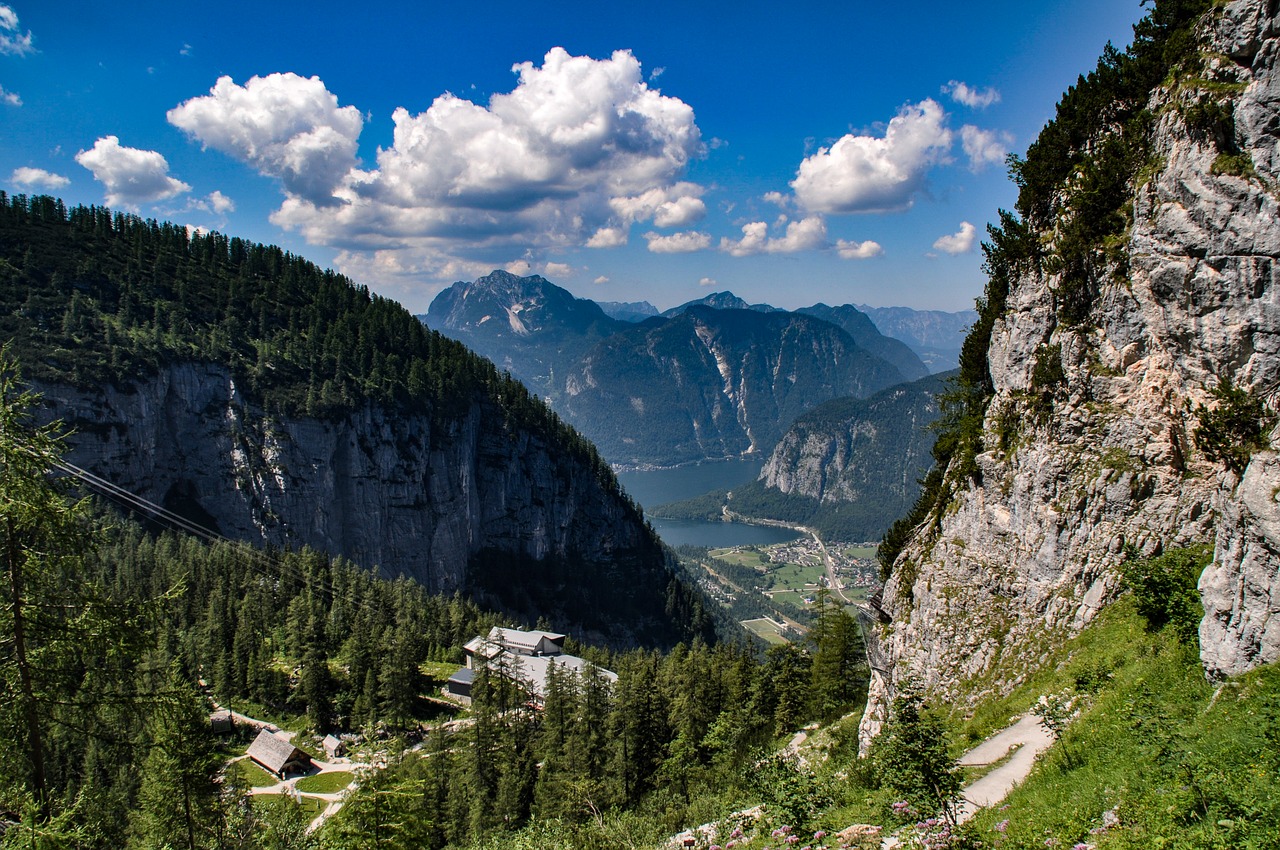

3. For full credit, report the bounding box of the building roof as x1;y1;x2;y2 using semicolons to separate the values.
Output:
447;666;475;686
464;636;503;660
516;653;616;697
246;729;309;776
486;626;565;654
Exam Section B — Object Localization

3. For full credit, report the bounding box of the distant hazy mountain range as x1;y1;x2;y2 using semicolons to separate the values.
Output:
422;272;964;466
419;273;968;469
855;304;976;373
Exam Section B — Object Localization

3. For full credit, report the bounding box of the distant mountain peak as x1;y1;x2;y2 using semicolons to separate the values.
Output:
662;291;779;317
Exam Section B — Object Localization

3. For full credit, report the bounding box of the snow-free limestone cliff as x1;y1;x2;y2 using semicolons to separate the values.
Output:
861;0;1280;748
35;361;699;647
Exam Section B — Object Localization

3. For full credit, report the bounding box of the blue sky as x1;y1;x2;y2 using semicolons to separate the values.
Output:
1;1;1148;314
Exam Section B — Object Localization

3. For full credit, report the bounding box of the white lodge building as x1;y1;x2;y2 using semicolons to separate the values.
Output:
446;626;616;705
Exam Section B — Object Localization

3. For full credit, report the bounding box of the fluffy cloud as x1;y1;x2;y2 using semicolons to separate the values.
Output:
593;275;609;284
0;5;33;56
699;276;716;287
720;216;827;257
943;80;1000;110
168;73;363;206
10;166;69;189
208;190;235;214
933;221;977;255
177;50;706;283
0;84;19;107
790;99;952;214
961;125;1011;171
586;226;628;248
835;238;883;259
608;182;707;229
75;136;190;208
644;230;712;253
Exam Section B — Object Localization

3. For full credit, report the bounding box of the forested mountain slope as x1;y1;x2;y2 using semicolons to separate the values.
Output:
862;0;1280;747
0;194;714;648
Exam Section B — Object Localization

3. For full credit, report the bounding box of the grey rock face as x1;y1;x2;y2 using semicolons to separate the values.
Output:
36;362;648;599
860;0;1280;749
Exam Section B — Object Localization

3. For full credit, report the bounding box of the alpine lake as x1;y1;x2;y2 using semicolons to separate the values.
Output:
614;458;802;548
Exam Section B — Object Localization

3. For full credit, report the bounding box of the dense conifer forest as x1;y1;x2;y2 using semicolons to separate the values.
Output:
0;358;871;847
0;193;612;472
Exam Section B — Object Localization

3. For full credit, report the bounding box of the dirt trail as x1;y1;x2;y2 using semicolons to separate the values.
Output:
881;713;1055;847
954;714;1055;822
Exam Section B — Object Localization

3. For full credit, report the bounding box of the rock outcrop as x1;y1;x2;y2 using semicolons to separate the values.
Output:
752;373;945;540
860;0;1280;748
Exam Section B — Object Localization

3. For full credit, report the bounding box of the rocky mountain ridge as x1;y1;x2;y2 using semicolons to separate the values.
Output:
426;273;927;467
860;0;1280;747
761;372;945;507
423;270;626;397
559;305;907;467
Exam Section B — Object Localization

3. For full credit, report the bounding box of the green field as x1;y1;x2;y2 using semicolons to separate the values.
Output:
766;589;811;609
841;545;877;559
841;586;870;603
296;771;355;794
740;617;787;644
710;547;770;569
767;561;825;588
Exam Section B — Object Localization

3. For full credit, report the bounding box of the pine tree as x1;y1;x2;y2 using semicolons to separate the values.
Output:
130;674;224;849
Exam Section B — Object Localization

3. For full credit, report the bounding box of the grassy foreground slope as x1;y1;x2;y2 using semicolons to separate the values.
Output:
960;596;1277;850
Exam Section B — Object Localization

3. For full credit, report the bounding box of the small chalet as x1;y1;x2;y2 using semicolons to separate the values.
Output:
446;666;475;702
448;626;616;705
246;729;312;779
322;734;346;760
209;709;235;735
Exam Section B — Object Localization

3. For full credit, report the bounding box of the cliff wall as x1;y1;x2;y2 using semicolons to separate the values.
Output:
37;362;681;645
861;0;1280;747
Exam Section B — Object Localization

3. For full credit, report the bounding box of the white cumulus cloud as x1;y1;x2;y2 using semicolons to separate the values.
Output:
644;230;712;253
75;136;190;208
720;215;827;257
0;84;20;106
699;276;716;287
11;166;69;189
608;182;707;229
207;190;235;214
586;226;628;248
836;239;883;260
181;50;706;285
961;125;1011;171
593;275;609;284
168;73;364;206
0;4;34;56
933;221;977;255
943;80;1000;109
790;99;952;215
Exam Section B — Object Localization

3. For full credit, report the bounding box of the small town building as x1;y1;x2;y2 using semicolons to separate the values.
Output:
246;729;312;779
